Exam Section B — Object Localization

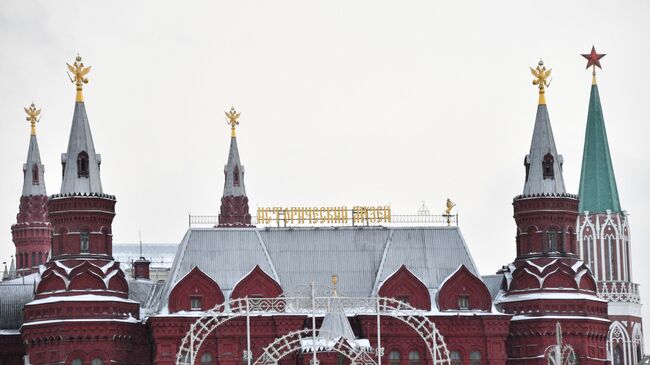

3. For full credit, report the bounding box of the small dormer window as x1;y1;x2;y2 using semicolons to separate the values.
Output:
458;295;470;310
190;296;203;310
233;165;240;187
77;151;89;178
543;153;554;179
32;164;39;185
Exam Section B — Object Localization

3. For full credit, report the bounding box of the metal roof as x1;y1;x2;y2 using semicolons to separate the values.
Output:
0;284;34;329
481;274;505;301
156;226;479;312
22;134;47;196
113;243;178;269
222;136;246;197
578;84;621;213
522;104;567;196
60;102;103;195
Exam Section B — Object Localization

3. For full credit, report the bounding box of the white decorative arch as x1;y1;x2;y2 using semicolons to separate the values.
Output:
254;329;375;365
607;322;630;365
176;296;451;365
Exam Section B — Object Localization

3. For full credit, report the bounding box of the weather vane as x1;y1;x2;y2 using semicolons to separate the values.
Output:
581;46;605;85
530;60;552;104
444;198;456;226
24;103;41;136
66;54;91;102
225;106;241;137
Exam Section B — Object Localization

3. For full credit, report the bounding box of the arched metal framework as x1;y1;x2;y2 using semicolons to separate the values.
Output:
176;295;450;365
254;329;376;365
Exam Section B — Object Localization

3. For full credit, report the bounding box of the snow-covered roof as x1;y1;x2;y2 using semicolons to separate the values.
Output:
155;225;479;312
0;283;34;329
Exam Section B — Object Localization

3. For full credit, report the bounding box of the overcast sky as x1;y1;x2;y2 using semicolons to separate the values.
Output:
1;0;648;349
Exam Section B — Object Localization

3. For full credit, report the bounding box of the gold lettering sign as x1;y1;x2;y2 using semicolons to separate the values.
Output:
256;206;391;226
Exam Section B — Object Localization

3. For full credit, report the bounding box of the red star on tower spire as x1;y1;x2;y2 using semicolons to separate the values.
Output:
581;46;606;85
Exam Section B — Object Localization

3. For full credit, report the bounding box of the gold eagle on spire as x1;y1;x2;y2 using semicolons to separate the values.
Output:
225;106;241;137
24;103;41;135
66;54;91;88
530;60;551;93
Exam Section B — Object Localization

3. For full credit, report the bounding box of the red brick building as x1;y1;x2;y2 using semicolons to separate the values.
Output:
0;56;642;365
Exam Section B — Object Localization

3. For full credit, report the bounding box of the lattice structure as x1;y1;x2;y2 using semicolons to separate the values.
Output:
597;281;641;304
253;329;375;365
176;296;451;365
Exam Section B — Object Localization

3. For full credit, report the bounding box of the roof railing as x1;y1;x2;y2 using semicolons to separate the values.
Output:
188;213;458;228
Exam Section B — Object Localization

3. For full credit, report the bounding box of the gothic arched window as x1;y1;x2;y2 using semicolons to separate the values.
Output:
32;164;39;185
543;153;554;179
77;151;89;178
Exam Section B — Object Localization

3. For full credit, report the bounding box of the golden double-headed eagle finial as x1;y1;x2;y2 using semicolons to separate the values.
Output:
66;54;91;102
530;60;552;105
225;106;241;138
24;103;41;136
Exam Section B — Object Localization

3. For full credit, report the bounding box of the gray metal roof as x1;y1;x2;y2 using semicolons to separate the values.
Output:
481;274;504;301
0;284;34;329
60;102;103;195
222;136;246;197
113;243;178;269
522;104;567;196
157;226;479;312
22;134;47;196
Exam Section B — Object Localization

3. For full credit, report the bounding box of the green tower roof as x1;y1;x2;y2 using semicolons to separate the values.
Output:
578;84;621;213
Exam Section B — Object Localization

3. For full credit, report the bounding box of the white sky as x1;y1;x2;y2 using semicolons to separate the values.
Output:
1;0;648;349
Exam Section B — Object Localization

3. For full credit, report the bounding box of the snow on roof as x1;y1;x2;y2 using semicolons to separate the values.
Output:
495;291;607;304
156;226;479;313
25;294;138;306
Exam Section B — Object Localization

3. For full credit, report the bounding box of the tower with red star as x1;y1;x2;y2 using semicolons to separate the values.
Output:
577;46;645;365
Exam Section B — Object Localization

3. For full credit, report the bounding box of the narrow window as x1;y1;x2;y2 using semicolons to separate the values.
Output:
38;252;43;265
77;151;89;178
610;237;618;281
458;295;470;310
543;153;554;179
450;351;462;365
613;344;623;365
524;161;530;182
547;230;558;252
605;236;612;281
408;351;421;365
92;359;104;365
470;351;481;365
396;295;410;309
80;231;90;253
233;165;240;186
32;164;39;185
201;352;213;365
31;252;36;267
389;351;401;365
190;296;203;311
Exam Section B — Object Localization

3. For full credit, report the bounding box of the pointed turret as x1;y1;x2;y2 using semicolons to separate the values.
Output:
12;103;51;277
60;55;103;195
578;74;620;213
22;103;46;196
522;60;566;196
218;107;252;227
575;49;642;365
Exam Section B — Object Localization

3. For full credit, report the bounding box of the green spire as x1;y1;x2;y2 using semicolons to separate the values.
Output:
578;84;621;213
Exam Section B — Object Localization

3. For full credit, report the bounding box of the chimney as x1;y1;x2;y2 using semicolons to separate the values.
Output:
132;257;151;280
